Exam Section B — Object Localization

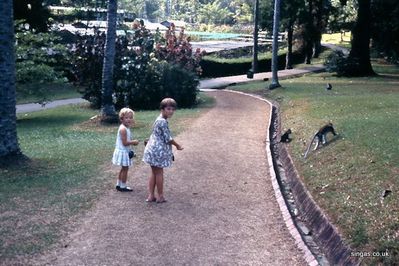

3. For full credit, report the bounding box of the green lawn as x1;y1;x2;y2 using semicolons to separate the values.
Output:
16;83;82;104
0;93;215;262
229;61;399;264
322;31;352;48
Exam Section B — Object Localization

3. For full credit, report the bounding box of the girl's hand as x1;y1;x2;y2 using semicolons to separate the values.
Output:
132;140;140;145
176;144;183;150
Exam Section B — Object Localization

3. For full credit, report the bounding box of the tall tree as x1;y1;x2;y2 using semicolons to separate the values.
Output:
252;0;260;73
260;0;305;70
269;0;281;89
371;0;399;63
304;0;315;64
0;0;22;161
283;0;305;69
348;0;374;76
101;0;118;122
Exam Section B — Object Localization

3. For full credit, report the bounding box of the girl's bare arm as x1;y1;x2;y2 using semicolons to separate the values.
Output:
120;127;139;146
169;139;183;150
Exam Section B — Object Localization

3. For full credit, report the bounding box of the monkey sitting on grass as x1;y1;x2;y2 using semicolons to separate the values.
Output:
303;123;337;159
280;129;292;143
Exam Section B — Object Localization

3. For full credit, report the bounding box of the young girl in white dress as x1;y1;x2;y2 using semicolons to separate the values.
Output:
143;98;183;203
112;108;139;192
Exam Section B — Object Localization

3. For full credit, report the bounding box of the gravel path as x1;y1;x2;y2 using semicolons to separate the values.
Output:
40;91;306;265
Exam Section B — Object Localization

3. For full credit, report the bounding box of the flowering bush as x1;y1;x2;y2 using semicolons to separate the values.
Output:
154;25;204;76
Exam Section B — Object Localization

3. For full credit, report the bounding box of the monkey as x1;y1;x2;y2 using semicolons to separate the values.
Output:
304;123;337;158
280;129;292;143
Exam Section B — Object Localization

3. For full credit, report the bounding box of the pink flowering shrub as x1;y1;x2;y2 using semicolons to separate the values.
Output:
155;24;204;76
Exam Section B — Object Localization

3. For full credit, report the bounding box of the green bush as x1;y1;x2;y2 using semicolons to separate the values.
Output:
115;60;198;110
325;50;362;76
15;23;70;104
200;52;303;78
72;27;200;110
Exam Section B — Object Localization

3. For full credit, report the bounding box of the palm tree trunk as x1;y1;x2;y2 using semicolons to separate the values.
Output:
101;0;118;122
269;0;281;89
0;0;22;161
252;0;259;73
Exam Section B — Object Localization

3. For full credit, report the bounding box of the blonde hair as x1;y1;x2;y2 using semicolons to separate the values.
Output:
160;98;177;110
118;107;134;121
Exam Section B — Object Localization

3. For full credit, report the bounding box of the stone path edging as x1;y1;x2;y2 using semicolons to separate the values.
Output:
276;145;360;266
224;89;319;266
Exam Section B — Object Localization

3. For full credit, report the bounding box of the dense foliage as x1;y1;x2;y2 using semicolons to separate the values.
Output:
371;0;399;63
15;22;70;103
72;26;201;110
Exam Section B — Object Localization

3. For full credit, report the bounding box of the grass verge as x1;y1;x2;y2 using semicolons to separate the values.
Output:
229;60;399;264
0;93;215;263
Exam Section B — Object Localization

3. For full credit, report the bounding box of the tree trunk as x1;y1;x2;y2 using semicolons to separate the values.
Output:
101;0;118;122
0;0;23;162
304;0;315;64
269;0;281;89
252;0;259;73
313;0;323;58
348;0;374;76
285;20;294;70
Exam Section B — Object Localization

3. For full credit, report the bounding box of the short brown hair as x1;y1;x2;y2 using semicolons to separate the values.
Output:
160;98;177;109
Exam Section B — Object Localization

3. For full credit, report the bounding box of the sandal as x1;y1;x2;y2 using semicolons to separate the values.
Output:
146;197;156;202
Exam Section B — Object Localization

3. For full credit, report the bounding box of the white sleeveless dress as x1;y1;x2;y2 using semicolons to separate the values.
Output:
112;124;133;167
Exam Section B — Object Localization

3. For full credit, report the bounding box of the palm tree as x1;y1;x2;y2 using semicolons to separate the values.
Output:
101;0;118;122
269;0;281;89
252;0;260;73
0;0;22;161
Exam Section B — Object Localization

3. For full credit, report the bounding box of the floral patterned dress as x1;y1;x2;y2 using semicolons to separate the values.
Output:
143;115;173;168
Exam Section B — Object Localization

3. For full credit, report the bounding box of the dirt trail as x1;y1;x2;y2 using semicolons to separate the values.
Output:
40;91;306;265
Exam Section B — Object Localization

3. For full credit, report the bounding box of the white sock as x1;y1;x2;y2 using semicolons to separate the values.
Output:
120;182;126;188
116;180;121;187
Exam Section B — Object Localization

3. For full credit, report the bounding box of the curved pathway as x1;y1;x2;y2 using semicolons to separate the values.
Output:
40;91;307;265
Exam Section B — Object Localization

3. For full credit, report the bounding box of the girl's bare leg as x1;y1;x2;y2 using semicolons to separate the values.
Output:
147;168;156;201
121;166;129;183
154;167;165;202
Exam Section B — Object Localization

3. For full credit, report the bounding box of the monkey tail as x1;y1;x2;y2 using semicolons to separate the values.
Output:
303;134;317;159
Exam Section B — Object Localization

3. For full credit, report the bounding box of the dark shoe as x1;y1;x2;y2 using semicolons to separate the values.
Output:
119;186;133;192
116;185;121;191
156;198;167;203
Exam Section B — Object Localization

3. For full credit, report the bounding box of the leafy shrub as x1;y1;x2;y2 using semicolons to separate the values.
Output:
114;60;198;110
72;25;200;110
15;22;70;103
325;50;362;76
200;53;302;78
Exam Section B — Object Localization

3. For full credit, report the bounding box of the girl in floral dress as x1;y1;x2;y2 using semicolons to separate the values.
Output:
143;98;183;203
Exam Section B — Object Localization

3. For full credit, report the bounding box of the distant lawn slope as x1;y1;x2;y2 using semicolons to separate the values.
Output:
229;59;399;265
